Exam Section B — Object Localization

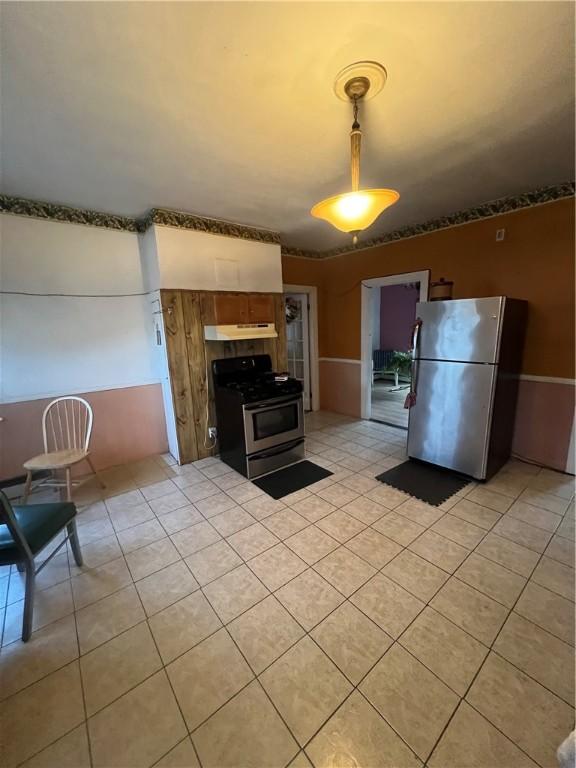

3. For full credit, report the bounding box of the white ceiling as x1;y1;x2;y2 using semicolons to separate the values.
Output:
1;2;574;250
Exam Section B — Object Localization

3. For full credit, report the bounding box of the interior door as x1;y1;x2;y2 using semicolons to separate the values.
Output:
284;293;311;410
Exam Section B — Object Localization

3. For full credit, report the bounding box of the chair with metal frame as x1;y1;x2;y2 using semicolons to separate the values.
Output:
0;490;83;641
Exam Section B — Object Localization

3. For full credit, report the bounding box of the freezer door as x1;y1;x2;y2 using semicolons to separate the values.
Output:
407;360;497;478
416;297;505;363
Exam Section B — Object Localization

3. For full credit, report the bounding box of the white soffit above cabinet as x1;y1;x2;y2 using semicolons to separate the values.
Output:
141;225;283;294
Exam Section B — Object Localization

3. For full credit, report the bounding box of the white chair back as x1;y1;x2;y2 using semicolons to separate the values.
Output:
42;397;94;454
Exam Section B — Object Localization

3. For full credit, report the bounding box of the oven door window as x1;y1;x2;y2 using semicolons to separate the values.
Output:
252;403;299;441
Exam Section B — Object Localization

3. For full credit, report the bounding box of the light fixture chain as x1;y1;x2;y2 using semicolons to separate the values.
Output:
350;95;362;192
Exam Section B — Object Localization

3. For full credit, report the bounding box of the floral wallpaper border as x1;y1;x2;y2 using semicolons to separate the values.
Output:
281;181;576;259
1;181;573;257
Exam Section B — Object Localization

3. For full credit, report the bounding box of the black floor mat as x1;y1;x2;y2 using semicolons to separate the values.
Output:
252;460;333;499
375;460;470;506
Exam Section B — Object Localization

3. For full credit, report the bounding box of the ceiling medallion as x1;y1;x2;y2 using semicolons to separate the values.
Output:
311;60;399;244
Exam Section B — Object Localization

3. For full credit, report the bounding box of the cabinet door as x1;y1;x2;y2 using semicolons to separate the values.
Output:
213;293;249;324
248;294;274;323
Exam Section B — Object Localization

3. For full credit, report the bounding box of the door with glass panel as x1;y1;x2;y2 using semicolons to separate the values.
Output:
284;293;311;410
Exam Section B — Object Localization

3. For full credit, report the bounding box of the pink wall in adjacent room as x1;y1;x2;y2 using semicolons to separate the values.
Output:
379;284;420;351
0;384;169;481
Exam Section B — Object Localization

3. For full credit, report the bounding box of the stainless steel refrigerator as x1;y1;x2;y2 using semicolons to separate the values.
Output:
407;297;527;480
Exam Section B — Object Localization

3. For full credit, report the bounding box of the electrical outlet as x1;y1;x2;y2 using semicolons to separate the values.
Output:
208;427;217;439
495;228;506;241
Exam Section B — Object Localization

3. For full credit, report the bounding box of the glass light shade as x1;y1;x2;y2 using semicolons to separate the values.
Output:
310;188;400;233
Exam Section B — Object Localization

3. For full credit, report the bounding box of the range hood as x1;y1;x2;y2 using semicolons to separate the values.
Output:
204;323;278;341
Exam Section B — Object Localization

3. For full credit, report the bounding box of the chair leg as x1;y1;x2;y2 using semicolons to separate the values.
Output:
67;521;83;567
22;471;33;503
22;561;36;642
86;456;105;489
65;467;73;502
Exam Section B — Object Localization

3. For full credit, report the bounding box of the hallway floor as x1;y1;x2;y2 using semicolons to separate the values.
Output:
0;411;574;768
371;380;410;428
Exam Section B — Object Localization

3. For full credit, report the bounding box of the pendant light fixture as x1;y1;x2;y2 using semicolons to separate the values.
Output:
311;61;399;243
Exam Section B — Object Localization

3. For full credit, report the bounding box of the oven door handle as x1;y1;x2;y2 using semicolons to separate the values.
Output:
243;396;302;411
250;438;304;460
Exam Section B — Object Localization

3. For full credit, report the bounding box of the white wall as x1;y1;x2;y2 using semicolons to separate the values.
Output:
0;213;158;402
149;225;283;293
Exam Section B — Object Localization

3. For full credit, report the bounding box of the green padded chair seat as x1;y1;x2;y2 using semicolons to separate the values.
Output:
0;502;76;564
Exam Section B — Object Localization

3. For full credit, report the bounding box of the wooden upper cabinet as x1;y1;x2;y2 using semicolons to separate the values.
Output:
211;293;275;324
247;294;274;323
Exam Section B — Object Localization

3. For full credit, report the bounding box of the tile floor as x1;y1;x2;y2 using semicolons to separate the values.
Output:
0;411;574;768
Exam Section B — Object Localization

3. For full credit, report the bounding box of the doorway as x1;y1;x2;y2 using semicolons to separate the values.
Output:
283;285;319;412
361;271;430;426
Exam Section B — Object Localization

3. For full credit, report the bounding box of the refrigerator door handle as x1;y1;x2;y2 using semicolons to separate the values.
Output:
405;318;422;409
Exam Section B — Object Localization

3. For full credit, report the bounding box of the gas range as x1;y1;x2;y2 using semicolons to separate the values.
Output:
212;354;305;479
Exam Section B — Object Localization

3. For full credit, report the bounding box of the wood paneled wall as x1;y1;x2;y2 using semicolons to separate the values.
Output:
160;290;287;463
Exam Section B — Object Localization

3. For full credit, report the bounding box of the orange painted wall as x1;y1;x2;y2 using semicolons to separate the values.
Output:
282;198;575;378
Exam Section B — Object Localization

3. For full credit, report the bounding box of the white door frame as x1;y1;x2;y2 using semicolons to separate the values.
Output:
283;284;320;411
361;270;430;420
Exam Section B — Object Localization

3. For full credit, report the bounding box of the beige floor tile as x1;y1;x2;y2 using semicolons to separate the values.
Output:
276;568;344;629
136;560;199;616
228;595;304;674
260;636;352;746
158;505;203;535
210;506;255;536
126;537;181;581
76;584;145;654
154;737;199;767
288;751;314;768
289;495;337;523
75;516;116;545
2;580;75;646
493;516;552;553
518;488;570;516
341;496;388;525
285;525;339;565
314;547;376;597
449;498;502;530
351;574;424;638
428;701;538;768
193;680;299;768
507;499;562;533
18;724;90;768
306;690;421;768
195;493;238;519
247;543;308;591
361;643;459;761
315;509;366;543
81;621;161;715
200;462;235;480
372;511;426;546
455;552;526;607
242;495;287;520
515;581;574;645
275;487;311;507
71;556;132;609
494;612;574;704
148;489;190;516
345;528;402;568
545;533;575;567
316;482;360;508
466;486;512;513
0;661;84;768
557;509;575;541
382;550;448;601
185;540;242;586
141;479;179;501
108;502;155;533
105;488;146;512
311;601;392;684
485;472;530;499
117;519;167;554
408;530;469;573
466;652;574;767
227;522;279;560
0;614;78;701
70;534;122;574
88;670;187;768
365;484;411;510
430;578;508;645
431;514;485;549
7;553;70;605
182;480;220;503
170;521;221;558
395;498;445;528
399;607;488;696
149;591;221;664
202;564;269;623
531;555;575;601
262;508;309;539
340;474;381;495
475;532;540;576
167;628;253;730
